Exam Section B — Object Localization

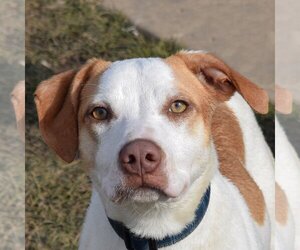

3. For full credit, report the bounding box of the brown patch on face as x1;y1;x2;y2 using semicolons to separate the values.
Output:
212;104;266;225
275;182;289;225
78;77;103;143
165;56;216;142
76;62;112;171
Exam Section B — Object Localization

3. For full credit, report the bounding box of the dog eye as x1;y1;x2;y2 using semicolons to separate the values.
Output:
169;100;188;113
91;107;109;120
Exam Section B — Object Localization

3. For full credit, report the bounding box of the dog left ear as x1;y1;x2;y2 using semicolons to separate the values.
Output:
34;59;110;162
176;51;269;114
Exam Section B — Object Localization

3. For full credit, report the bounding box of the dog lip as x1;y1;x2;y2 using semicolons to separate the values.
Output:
113;183;174;202
140;184;165;195
133;184;177;199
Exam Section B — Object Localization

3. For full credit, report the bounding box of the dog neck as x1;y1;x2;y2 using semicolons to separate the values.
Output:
107;185;211;250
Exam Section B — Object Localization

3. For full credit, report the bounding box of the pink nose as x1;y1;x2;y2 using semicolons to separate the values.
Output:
119;139;162;175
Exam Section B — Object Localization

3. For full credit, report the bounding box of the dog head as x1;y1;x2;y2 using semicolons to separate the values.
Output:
35;51;268;206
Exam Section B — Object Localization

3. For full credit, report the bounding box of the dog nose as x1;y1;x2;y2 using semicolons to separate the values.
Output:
119;139;162;175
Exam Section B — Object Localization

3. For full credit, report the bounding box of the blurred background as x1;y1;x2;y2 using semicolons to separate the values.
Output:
23;0;300;249
275;0;300;248
276;0;300;152
0;0;25;249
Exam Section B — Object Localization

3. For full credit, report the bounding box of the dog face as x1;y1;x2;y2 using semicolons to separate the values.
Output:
78;58;214;203
35;51;268;205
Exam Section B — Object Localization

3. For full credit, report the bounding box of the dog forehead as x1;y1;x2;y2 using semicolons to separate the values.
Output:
97;58;176;103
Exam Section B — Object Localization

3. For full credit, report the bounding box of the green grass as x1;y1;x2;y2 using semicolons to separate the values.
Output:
26;0;274;249
26;129;90;249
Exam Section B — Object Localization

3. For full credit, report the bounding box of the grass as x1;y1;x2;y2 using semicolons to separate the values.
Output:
25;0;274;249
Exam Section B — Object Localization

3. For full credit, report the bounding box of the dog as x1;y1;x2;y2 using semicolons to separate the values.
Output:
35;51;278;250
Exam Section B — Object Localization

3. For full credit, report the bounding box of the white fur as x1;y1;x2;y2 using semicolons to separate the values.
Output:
227;93;275;247
78;57;274;249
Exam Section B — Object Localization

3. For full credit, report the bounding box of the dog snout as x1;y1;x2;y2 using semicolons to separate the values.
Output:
119;139;162;175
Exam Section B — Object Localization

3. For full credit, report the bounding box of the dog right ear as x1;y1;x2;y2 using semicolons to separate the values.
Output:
34;59;110;163
175;51;269;114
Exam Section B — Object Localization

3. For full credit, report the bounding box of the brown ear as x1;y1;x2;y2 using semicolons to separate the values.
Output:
34;59;110;162
175;51;269;114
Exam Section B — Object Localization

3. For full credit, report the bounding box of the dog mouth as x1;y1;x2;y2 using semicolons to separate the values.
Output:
111;186;168;203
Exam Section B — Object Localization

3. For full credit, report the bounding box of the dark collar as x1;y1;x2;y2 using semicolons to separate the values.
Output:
108;186;211;250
